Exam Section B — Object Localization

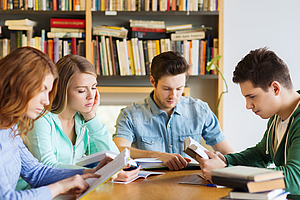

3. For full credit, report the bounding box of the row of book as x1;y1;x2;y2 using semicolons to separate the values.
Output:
0;0;85;10
91;0;218;11
0;0;217;11
212;166;289;200
91;36;217;76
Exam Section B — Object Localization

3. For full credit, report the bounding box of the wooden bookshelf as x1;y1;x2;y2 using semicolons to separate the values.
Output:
0;0;224;127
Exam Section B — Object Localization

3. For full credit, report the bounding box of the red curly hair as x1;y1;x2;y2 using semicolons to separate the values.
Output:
0;47;58;137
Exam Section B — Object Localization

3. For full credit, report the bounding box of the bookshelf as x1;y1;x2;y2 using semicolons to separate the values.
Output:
0;0;224;127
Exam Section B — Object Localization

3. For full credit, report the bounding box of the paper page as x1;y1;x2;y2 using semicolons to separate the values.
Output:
77;149;130;200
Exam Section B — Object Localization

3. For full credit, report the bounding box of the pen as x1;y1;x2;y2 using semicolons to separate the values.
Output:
178;182;216;187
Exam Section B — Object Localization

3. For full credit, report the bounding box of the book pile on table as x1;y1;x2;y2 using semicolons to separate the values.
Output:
211;166;289;200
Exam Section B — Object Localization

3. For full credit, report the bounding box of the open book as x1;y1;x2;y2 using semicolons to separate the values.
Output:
183;136;209;160
113;171;165;184
76;148;131;200
134;157;199;170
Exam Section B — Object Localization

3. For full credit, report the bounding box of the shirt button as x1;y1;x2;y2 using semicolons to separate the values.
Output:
169;145;172;147
151;141;154;143
168;125;171;128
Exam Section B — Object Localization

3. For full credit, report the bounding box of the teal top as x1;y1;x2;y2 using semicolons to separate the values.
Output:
26;111;119;169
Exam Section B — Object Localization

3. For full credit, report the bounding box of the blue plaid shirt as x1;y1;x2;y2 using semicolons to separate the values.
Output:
113;91;226;157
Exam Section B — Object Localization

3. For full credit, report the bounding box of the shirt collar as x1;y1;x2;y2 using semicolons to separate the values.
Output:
146;90;183;116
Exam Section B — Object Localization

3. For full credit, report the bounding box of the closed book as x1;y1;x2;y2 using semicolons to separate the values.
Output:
131;31;167;40
212;176;285;193
229;189;284;200
129;19;165;29
47;32;84;38
76;150;118;168
142;41;150;75
10;31;16;52
5;18;37;26
50;18;85;28
171;31;205;41
93;26;128;39
211;166;284;182
50;28;85;33
108;36;116;75
131;27;166;33
112;39;120;76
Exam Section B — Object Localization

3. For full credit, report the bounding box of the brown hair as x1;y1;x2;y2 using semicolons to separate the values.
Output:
151;51;190;86
52;54;96;114
233;47;293;91
0;47;58;137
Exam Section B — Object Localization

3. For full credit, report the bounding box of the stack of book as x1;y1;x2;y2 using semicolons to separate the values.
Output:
46;18;85;62
211;166;289;200
5;18;37;50
129;19;167;40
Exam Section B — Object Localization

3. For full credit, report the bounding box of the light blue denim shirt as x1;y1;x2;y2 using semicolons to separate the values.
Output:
113;91;226;157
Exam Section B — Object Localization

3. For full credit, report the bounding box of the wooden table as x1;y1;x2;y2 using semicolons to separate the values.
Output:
82;170;231;200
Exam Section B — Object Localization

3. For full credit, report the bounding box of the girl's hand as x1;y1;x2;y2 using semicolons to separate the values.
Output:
81;89;100;121
48;173;100;198
83;156;113;174
112;165;141;182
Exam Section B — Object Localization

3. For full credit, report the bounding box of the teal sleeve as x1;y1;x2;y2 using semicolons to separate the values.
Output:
85;115;120;155
26;116;83;169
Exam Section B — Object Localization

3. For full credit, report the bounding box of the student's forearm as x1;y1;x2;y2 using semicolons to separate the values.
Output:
212;140;234;155
117;146;166;159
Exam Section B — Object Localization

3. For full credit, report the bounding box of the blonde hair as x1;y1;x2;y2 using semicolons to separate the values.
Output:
0;47;58;137
52;55;96;114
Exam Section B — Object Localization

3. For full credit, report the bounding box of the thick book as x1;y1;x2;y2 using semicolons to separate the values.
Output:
212;176;285;193
77;148;132;200
171;31;205;41
131;27;166;33
229;189;284;200
166;24;193;32
211;166;284;182
93;26;128;39
7;25;33;31
183;136;209;160
5;18;37;26
50;18;85;28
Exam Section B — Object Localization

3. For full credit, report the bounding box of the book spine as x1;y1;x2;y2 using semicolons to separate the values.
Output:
47;32;84;38
50;18;85;28
108;36;116;75
171;31;205;41
131;27;166;33
112;39;120;75
142;41;150;75
71;37;77;55
131;31;167;40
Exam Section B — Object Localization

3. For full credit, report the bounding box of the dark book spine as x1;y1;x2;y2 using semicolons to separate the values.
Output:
212;176;250;192
131;31;167;40
142;41;150;75
112;39;120;76
10;31;16;52
109;36;116;75
13;0;19;9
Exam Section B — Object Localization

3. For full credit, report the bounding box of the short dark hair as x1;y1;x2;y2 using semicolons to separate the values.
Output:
151;51;190;86
232;47;293;91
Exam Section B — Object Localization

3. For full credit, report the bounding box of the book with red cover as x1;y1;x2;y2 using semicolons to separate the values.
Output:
71;37;77;55
50;18;85;28
131;27;166;33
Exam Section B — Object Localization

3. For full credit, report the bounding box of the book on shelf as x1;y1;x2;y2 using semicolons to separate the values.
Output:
212;176;285;193
93;26;128;39
47;32;85;38
50;28;85;33
229;189;286;200
113;171;165;184
129;19;165;29
166;24;193;32
131;31;167;40
171;31;205;41
211;166;284;182
50;18;85;29
131;27;166;33
183;136;209;160
76;148;132;200
5;18;37;26
7;25;33;31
